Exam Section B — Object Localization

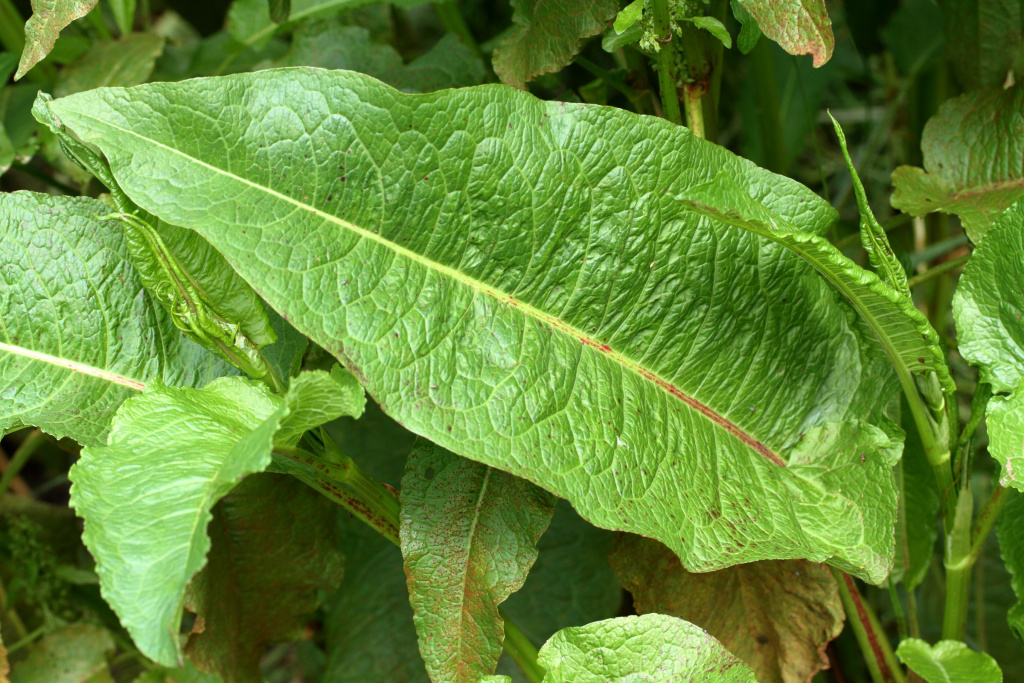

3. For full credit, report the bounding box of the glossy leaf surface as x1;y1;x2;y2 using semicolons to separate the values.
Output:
51;70;901;581
892;87;1024;242
493;0;619;89
400;443;555;683
609;534;843;683
536;614;757;682
0;191;230;446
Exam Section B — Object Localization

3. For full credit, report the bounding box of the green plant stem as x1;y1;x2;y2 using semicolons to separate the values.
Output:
831;568;905;683
887;581;908;642
906;253;972;289
968;485;1010;566
651;0;682;125
432;1;480;56
954;383;990;483
942;489;974;641
0;429;46;500
907;587;920;638
682;84;705;139
0;573;27;640
278;441;545;681
5;625;46;654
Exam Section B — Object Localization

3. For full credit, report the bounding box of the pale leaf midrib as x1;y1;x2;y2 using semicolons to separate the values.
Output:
74;109;785;467
0;341;145;390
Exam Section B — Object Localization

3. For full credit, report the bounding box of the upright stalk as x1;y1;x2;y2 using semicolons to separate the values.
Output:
942;489;974;640
0;429;47;500
831;568;905;683
651;0;682;125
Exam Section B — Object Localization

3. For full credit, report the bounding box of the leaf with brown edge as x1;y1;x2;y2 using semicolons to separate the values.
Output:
734;0;834;66
492;0;619;89
400;443;556;683
183;473;344;683
609;534;844;683
15;0;98;80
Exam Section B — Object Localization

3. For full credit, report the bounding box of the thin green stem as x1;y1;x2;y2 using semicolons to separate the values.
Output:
887;581;908;642
651;0;682;125
0;429;47;501
501;612;545;683
942;489;974;641
0;573;28;640
954;383;990;484
906;253;972;289
968;485;1009;566
6;625;46;654
832;568;905;683
432;1;480;57
907;586;920;638
682;84;705;139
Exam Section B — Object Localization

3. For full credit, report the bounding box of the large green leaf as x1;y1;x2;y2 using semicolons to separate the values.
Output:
892;87;1024;242
537;614;757;682
54;34;165;98
227;0;428;50
609;534;843;683
49;70;901;581
263;22;485;92
492;0;619;89
896;639;1003;683
400;443;555;683
937;0;1021;91
183;474;345;682
997;489;1024;641
14;0;98;80
733;0;834;67
953;201;1024;487
9;623;114;683
70;377;284;666
0;191;230;446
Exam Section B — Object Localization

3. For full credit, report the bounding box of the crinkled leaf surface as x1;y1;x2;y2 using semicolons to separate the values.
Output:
400;443;555;683
892;87;1024;242
896;639;1003;683
492;0;619;89
54;34;165;98
183;473;344;682
953;201;1024;487
263;22;485;92
734;0;833;66
997;490;1024;641
276;365;365;445
228;0;429;50
610;534;842;683
324;518;429;682
51;70;901;581
9;623;114;683
0;191;230;446
14;0;98;80
70;376;283;666
537;614;757;682
938;0;1021;91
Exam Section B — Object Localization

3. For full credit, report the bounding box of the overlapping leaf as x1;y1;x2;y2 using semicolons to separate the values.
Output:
609;534;843;683
50;70;902;581
892;87;1024;242
183;474;345;682
493;0;619;89
15;0;98;80
0;191;231;446
400;443;555;683
997;490;1024;642
734;0;834;66
896;639;1003;683
953;201;1024;487
537;614;757;682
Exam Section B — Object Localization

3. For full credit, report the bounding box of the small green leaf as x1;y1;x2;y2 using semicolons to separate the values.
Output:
268;0;290;24
613;0;643;33
609;535;842;683
895;639;1003;683
492;0;619;89
997;489;1024;642
183;474;344;682
733;0;833;66
70;376;284;665
9;624;114;683
831;114;910;297
892;87;1024;242
276;366;365;446
601;21;642;52
731;0;762;54
0;192;231;446
686;16;732;49
537;614;757;682
54;34;165;98
400;443;555;683
15;0;98;81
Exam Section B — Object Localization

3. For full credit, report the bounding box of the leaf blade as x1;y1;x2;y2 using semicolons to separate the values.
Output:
15;0;98;80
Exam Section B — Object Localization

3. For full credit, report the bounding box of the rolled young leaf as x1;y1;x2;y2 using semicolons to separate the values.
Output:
400;443;555;683
0;191;231;446
537;614;757;682
48;70;901;581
